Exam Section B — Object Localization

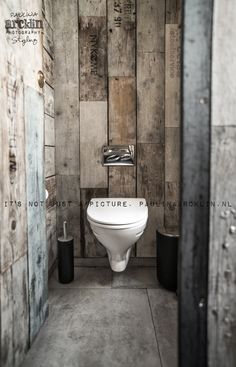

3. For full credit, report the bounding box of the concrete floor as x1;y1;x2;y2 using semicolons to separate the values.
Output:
22;266;177;367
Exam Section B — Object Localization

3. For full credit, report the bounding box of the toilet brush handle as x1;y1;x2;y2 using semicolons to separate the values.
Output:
63;221;67;240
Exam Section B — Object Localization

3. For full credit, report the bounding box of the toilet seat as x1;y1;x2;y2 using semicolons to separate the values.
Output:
87;198;148;226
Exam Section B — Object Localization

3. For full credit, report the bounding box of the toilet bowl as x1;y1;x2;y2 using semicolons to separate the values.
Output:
87;198;148;272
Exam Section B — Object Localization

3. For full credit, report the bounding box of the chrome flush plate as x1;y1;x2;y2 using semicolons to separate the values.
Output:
102;145;135;166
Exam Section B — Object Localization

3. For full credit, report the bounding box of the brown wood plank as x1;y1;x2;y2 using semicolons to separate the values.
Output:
109;77;136;144
46;176;56;210
79;0;106;16
109;166;136;197
166;0;181;24
165;127;180;182
45;146;55;177
79;16;107;101
137;0;165;53
56;175;81;257
46;206;57;272
43;48;54;88
137;52;164;143
45;114;55;146
80;101;108;188
165;24;181;128
53;0;79;176
80;188;107;257
108;0;135;76
164;181;180;230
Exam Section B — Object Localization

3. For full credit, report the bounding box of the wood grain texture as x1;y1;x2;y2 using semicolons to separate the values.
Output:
80;188;107;257
165;24;181;128
109;77;136;144
166;0;181;24
165;127;180;182
164;181;179;230
53;0;79;176
80;16;107;101
56;175;81;256
44;83;54;117
80;101;108;188
43;49;54;88
42;0;53;26
137;143;164;203
108;0;135;76
137;0;165;53
46;176;56;210
43;18;54;58
137;52;165;143
109;166;136;197
79;0;106;16
46;206;57;272
208;127;236;367
45;146;55;177
25;86;48;343
45;114;55;146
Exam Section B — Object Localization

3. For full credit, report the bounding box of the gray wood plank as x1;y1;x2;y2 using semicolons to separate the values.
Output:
80;188;107;257
46;206;57;272
79;0;106;16
56;175;81;257
165;127;180;182
53;0;79;176
109;166;136;197
25;86;48;342
42;0;53;27
43;48;54;88
45;114;55;146
44;83;54;117
137;0;165;53
165;24;181;128
108;0;135;76
164;181;180;230
79;16;107;101
80;101;108;188
45;146;55;177
137;52;164;143
43;18;54;58
46;176;56;210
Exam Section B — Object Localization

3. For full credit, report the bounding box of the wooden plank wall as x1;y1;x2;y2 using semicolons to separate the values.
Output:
208;0;236;365
53;0;181;258
42;0;57;273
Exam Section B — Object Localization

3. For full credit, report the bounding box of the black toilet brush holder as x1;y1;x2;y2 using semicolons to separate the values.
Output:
58;221;74;284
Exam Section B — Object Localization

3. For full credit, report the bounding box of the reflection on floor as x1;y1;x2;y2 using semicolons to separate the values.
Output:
22;266;178;367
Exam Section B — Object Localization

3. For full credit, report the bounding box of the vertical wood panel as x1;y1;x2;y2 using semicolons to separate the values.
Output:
57;175;81;256
109;166;136;197
164;182;179;229
43;49;54;88
25;86;48;342
137;0;165;53
108;0;135;76
44;83;54;117
46;206;57;271
137;52;164;143
43;18;54;58
79;0;106;16
79;16;107;101
46;176;56;210
45;146;55;177
80;101;107;188
165;127;180;182
166;0;181;24
80;188;107;257
45;114;55;146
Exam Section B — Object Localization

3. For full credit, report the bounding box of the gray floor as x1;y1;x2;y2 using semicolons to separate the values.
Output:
22;267;178;367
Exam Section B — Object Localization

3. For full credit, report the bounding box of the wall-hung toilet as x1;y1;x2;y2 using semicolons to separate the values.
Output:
87;198;148;272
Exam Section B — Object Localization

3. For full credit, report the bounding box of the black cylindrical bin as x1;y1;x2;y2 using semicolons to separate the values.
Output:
58;222;74;283
156;230;179;291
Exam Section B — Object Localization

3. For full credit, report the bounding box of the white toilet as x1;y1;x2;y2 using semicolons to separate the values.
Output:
87;198;148;272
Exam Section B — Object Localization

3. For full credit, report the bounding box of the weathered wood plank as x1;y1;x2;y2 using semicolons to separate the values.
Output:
79;16;107;101
45;146;55;177
109;77;136;144
137;0;165;53
166;0;181;24
164;181;179;230
43;18;54;58
165;127;180;182
137;143;164;203
42;0;53;27
165;24;181;128
137;205;164;257
137;52;164;143
53;0;79;176
56;175;81;257
46;206;57;272
25;86;48;342
44;83;54;117
208;127;236;367
80;101;108;188
0;56;27;273
45;114;55;146
43;48;54;88
109;166;136;197
80;188;107;257
46;176;56;210
180;0;212;365
108;0;135;76
79;0;106;16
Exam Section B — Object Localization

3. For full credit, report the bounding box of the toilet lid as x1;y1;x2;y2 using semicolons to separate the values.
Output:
87;198;148;225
